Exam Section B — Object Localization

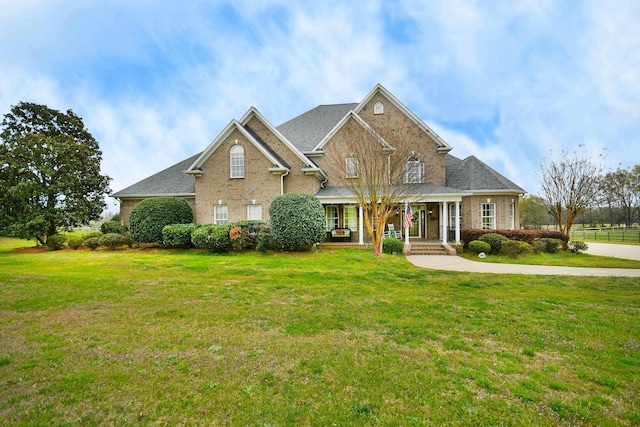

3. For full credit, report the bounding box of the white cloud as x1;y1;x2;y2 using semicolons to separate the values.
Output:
1;0;638;209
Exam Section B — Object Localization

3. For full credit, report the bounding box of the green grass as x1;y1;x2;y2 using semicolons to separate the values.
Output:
460;250;640;268
1;237;639;425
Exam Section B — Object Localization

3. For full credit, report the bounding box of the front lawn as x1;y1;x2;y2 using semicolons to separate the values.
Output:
460;250;640;269
1;238;639;425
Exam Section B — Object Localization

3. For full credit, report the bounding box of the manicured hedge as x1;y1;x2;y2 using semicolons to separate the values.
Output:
99;233;124;250
162;223;199;248
461;229;569;247
269;193;325;251
468;240;491;254
100;220;127;235
191;224;231;253
129;197;193;243
383;238;404;255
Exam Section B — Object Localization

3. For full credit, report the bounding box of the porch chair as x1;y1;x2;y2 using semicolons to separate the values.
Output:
387;223;402;239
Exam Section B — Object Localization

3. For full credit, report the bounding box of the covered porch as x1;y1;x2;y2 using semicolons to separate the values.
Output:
320;198;464;246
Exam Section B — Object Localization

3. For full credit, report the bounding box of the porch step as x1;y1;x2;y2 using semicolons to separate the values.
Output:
407;243;455;256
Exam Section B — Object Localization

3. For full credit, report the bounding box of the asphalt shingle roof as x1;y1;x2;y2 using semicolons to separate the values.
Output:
445;154;525;192
277;103;359;152
112;153;200;198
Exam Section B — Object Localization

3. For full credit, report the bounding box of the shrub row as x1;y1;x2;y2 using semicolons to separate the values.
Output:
461;229;569;248
161;221;273;253
467;233;568;258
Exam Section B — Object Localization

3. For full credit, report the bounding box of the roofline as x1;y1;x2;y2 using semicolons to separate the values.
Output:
312;110;395;152
113;193;196;200
186;118;286;172
354;83;453;152
240;107;320;170
468;189;526;196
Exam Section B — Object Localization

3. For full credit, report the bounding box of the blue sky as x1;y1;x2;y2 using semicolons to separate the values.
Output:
1;0;638;213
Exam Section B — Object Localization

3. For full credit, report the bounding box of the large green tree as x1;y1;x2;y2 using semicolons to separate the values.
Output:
0;102;111;245
518;194;551;229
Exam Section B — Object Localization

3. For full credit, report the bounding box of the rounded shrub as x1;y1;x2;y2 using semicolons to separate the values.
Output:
539;238;563;253
46;234;67;251
568;241;588;253
383;238;404;255
82;231;102;241
269;193;325;251
99;233;124;250
256;231;273;252
83;237;101;250
500;240;531;258
129;197;193;244
191;224;231;253
479;233;508;254
68;237;84;250
162;223;199;248
468;240;491;254
101;220;127;235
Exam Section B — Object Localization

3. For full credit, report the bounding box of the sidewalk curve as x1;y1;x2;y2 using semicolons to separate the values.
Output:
407;243;640;277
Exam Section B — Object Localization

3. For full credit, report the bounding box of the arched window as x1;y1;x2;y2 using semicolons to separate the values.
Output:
403;155;424;183
230;145;244;178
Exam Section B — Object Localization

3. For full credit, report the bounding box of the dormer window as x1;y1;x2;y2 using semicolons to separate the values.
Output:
230;144;244;178
403;155;424;183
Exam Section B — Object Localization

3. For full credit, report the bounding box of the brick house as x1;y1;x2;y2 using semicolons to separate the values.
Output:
113;84;525;246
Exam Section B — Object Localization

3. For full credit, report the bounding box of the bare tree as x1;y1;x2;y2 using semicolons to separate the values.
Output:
322;114;418;256
538;148;602;238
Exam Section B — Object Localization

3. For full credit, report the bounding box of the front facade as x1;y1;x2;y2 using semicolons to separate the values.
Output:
113;84;525;245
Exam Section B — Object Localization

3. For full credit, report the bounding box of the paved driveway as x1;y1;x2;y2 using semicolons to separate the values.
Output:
407;242;640;277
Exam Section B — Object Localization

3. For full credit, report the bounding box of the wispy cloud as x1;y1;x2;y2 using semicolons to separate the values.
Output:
1;0;638;208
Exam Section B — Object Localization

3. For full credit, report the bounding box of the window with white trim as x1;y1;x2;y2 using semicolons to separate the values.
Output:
481;203;496;229
509;201;515;230
247;204;262;221
403;155;425;183
344;205;358;231
230;145;244;178
346;156;358;178
326;206;339;231
214;205;228;225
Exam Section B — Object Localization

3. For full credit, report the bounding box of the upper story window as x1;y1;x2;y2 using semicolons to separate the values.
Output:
230;145;244;178
403;155;425;183
346;156;358;178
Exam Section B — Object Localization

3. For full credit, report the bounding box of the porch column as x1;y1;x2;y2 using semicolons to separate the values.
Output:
358;205;364;245
455;201;461;244
441;202;448;244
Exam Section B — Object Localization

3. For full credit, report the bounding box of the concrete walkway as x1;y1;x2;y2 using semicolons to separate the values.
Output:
407;242;640;277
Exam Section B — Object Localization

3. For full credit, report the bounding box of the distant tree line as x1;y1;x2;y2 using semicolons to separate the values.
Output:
522;160;640;230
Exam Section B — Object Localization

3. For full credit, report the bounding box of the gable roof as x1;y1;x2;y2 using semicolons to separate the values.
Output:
312;110;395;152
446;154;525;193
186;116;289;175
240;107;325;178
355;83;453;153
277;103;358;153
112;153;200;198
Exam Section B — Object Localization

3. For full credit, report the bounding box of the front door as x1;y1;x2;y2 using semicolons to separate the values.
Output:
406;205;426;238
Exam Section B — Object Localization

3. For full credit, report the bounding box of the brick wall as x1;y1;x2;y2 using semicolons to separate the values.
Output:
193;121;320;224
461;195;520;230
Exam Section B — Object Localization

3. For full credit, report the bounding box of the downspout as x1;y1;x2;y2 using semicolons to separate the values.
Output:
280;170;289;195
